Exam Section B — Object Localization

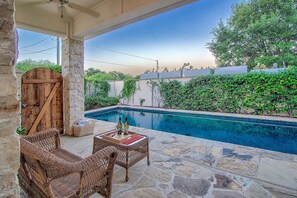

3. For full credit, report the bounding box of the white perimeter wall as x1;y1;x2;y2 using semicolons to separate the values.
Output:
108;78;192;107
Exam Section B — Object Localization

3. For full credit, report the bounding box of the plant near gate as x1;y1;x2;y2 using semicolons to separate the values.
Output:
16;127;26;135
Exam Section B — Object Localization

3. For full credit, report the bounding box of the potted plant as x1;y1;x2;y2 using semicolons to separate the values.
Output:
139;98;145;106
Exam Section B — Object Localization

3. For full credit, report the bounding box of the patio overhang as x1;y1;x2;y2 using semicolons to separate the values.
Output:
16;0;197;40
1;1;198;196
15;0;198;135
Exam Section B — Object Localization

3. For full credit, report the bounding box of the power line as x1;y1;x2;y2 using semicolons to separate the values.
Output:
86;59;143;67
96;46;157;62
21;47;56;55
40;52;56;56
19;37;51;49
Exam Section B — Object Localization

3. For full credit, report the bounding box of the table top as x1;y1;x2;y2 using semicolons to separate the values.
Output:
94;130;148;146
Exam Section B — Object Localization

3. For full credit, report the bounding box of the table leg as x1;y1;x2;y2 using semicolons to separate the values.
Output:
125;167;129;182
125;150;129;181
147;143;150;166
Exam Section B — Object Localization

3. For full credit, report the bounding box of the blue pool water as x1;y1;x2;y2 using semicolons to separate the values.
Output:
86;107;297;154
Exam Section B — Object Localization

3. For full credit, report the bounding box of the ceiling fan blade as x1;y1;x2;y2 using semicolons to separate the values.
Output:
68;2;100;18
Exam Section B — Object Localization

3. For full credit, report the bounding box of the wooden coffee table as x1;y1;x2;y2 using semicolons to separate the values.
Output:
93;130;150;181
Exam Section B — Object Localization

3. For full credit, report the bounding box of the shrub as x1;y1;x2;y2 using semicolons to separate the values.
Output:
160;66;297;117
85;96;119;110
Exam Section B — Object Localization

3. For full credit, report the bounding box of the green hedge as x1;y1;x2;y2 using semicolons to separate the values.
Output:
160;67;297;117
84;96;119;111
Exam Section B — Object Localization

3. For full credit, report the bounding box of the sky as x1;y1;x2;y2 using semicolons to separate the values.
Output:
17;0;245;75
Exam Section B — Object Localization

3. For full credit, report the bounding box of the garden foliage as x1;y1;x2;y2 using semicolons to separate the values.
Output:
121;78;138;100
84;68;132;110
16;59;61;73
84;95;119;111
160;67;297;117
84;80;120;110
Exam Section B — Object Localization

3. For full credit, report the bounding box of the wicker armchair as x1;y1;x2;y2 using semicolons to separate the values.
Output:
18;128;118;198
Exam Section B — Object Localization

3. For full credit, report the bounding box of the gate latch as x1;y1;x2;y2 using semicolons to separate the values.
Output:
21;104;28;108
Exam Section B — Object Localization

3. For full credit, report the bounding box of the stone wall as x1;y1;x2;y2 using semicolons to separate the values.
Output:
62;38;84;135
0;0;20;197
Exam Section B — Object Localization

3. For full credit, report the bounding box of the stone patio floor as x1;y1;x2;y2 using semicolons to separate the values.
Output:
21;119;297;197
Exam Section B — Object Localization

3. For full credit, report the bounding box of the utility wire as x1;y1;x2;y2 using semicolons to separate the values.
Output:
96;46;157;62
86;59;142;67
21;47;56;55
40;52;56;56
19;37;51;49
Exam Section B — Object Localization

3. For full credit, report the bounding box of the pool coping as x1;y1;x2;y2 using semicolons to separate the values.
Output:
85;105;297;123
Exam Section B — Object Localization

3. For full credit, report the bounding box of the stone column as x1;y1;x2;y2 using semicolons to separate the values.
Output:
0;0;20;197
62;38;84;135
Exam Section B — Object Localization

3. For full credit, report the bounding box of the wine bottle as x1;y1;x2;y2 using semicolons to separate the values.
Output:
124;116;129;135
116;117;122;135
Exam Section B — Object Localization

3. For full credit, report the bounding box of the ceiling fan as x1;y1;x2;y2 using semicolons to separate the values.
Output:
48;0;100;18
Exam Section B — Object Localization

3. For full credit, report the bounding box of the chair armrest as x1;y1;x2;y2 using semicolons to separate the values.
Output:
22;128;60;152
73;146;118;196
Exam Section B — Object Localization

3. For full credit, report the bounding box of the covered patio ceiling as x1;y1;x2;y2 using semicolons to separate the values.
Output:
16;0;197;40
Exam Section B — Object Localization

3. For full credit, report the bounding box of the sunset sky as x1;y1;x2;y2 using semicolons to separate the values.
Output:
18;0;245;75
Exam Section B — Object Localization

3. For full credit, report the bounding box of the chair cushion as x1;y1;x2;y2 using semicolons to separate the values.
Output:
51;148;83;162
51;173;80;197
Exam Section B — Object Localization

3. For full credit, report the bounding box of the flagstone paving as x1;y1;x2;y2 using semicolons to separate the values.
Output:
21;119;297;197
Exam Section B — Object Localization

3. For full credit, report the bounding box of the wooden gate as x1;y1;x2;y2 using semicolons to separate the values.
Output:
21;68;63;135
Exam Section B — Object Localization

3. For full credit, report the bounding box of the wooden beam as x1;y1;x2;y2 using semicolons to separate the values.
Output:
27;82;61;135
22;79;62;84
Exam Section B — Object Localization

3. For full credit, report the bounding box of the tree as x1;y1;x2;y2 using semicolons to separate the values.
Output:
207;0;297;69
85;68;104;77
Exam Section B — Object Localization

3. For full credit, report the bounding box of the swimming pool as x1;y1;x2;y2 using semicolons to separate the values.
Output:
86;107;297;154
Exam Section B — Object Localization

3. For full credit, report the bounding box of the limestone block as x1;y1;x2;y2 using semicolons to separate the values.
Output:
0;95;19;111
145;166;172;182
0;134;20;174
0;32;17;67
0;112;19;137
246;182;272;198
0;173;20;198
167;190;187;198
257;157;297;190
172;176;211;196
0;65;15;75
215;158;258;177
0;74;17;96
119;188;165;198
212;190;246;198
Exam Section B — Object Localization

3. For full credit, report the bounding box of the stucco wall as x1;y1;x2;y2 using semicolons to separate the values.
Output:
107;78;192;107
